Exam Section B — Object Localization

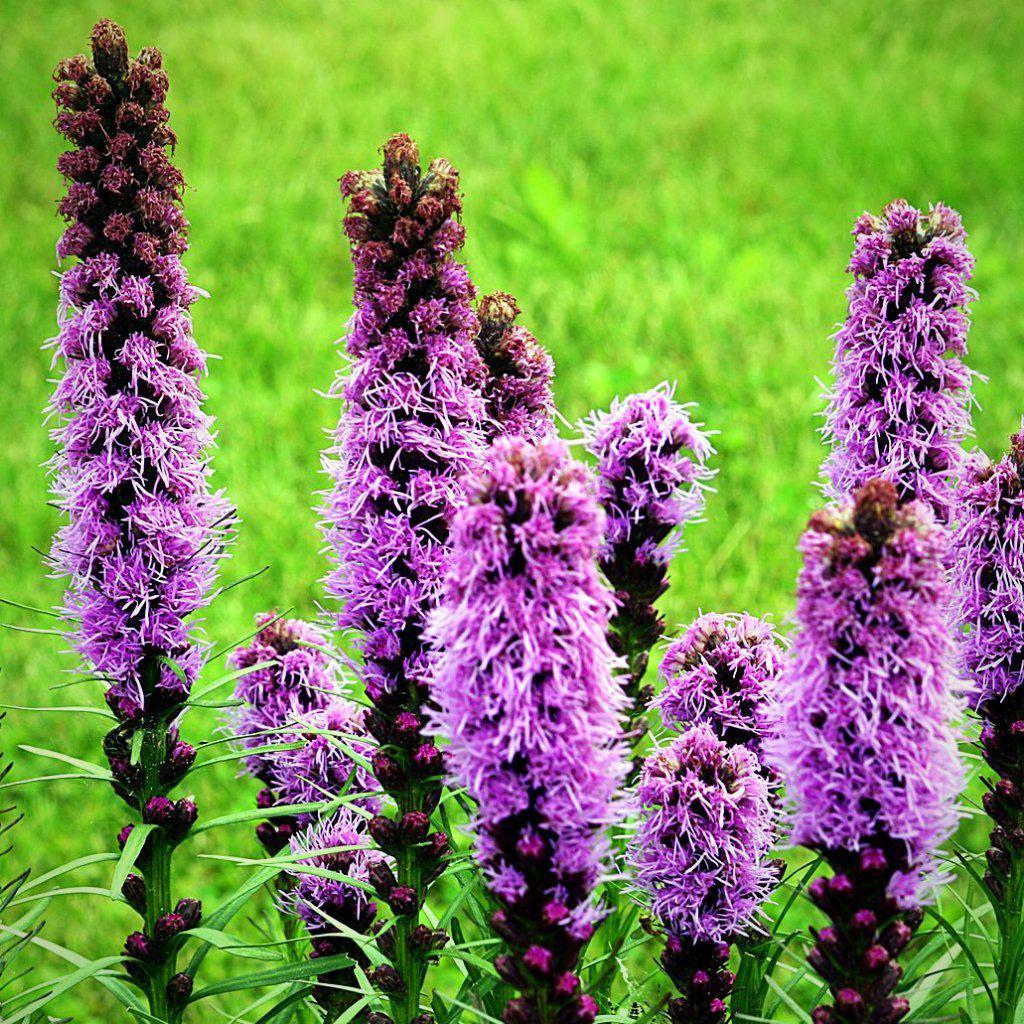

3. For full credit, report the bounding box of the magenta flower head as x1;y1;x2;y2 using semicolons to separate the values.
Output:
475;291;555;443
430;436;626;1024
950;427;1024;907
268;700;380;823
630;725;776;1024
771;479;963;1024
655;613;783;757
49;21;233;738
283;809;385;1015
229;613;339;779
582;384;715;752
823;200;975;522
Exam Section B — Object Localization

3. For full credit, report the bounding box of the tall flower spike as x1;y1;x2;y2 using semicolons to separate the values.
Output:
950;426;1024;1023
822;200;975;522
630;726;777;1024
582;384;714;760
430;437;627;1024
655;613;783;758
320;134;487;1023
49;21;230;1017
229;613;339;780
283;810;386;1018
476;291;555;443
229;614;378;853
771;480;963;1024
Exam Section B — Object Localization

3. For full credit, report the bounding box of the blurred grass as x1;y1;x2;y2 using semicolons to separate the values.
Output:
0;0;1022;1019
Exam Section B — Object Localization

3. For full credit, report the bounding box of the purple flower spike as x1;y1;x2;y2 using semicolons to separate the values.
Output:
49;22;233;738
823;200;975;522
631;726;776;1024
632;726;776;943
228;613;339;779
655;613;783;757
476;291;555;443
430;437;626;1024
320;135;487;1008
771;480;963;1024
268;700;380;823
283;809;385;1015
951;428;1024;950
583;384;715;757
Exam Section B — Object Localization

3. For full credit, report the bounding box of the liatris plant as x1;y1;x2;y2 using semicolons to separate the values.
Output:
772;480;963;1024
230;616;383;1019
950;426;1024;1023
630;725;776;1024
47;21;231;1019
430;437;627;1024
320;133;486;1021
582;385;714;759
654;612;783;758
475;291;555;443
822;200;975;522
283;810;387;1020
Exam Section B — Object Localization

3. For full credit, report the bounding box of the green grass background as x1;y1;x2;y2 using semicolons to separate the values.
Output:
1;0;1022;1019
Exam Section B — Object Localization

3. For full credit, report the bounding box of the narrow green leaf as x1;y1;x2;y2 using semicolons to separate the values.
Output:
18;744;108;777
21;853;119;893
2;954;127;1022
182;927;283;961
188;953;354;1001
110;823;156;898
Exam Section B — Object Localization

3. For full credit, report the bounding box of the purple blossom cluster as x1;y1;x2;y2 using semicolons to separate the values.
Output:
283;810;386;1013
431;437;626;1024
631;726;776;1024
772;480;963;1024
655;613;783;756
230;615;384;1016
823;200;975;522
230;614;378;852
49;21;232;732
476;291;555;443
582;384;714;748
632;725;776;941
950;428;1024;908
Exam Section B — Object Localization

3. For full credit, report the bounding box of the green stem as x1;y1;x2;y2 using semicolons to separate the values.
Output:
996;857;1024;1024
390;783;425;1024
138;678;179;1023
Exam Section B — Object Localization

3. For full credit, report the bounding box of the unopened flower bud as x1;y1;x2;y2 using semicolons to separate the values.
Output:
387;885;419;915
369;964;405;994
121;873;147;914
400;811;430;843
166;972;193;1007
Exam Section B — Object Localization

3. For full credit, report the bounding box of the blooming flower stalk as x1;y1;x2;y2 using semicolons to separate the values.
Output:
229;614;378;853
582;385;714;758
772;480;963;1024
822;200;975;522
230;615;383;1019
283;810;387;1018
630;726;777;1024
475;291;555;443
49;21;231;1019
950;427;1024;1023
431;437;626;1024
654;613;783;757
321;134;484;1023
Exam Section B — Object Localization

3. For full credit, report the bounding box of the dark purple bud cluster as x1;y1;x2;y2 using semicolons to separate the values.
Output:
805;844;921;1024
122;896;202;993
978;691;1024;904
660;935;733;1024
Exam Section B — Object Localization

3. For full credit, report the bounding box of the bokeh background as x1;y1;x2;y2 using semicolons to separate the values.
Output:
1;0;1022;1019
